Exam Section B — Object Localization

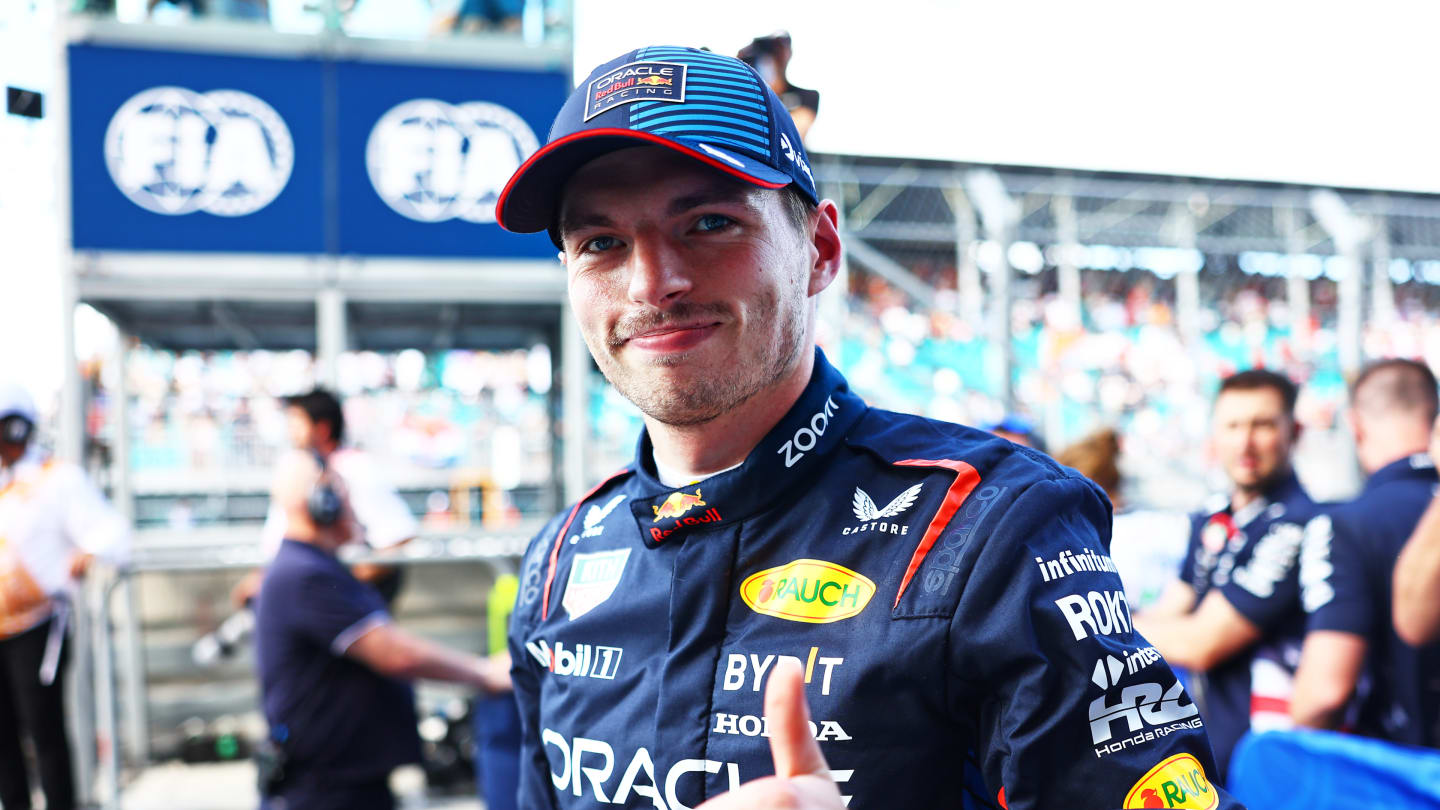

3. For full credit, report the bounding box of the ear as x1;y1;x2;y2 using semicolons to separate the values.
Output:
806;199;843;298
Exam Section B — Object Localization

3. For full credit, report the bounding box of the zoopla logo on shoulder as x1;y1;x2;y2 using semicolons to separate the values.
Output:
104;89;538;225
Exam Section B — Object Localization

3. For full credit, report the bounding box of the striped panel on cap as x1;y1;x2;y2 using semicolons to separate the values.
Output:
627;46;774;159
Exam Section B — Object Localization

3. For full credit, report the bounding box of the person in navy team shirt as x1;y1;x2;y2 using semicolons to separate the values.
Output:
255;390;509;810
1392;410;1440;647
1293;358;1440;748
1135;369;1318;784
493;45;1245;810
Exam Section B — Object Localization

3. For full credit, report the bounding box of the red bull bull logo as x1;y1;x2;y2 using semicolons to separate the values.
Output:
635;75;672;86
653;489;706;521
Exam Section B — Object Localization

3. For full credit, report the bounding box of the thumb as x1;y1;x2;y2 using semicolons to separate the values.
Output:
765;658;829;780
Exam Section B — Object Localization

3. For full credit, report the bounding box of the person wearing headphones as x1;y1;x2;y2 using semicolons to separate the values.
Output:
0;382;129;810
254;386;509;810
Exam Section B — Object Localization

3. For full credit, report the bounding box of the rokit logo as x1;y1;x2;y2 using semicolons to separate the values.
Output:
524;639;623;680
1054;589;1133;641
539;730;856;809
366;99;539;224
1090;679;1202;757
722;648;844;696
845;483;922;536
104;86;294;217
777;396;837;468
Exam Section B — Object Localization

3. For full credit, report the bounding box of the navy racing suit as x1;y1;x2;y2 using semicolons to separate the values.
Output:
510;349;1244;810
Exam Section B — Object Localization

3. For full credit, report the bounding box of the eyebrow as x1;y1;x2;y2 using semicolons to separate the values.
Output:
558;182;759;241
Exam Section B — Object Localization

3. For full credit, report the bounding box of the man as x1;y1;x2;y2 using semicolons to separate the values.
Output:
255;391;508;810
0;382;129;810
232;388;416;609
1391;412;1440;646
737;31;820;140
1133;370;1317;784
495;46;1241;809
1292;358;1440;747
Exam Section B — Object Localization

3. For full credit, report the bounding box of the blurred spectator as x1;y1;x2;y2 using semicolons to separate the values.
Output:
1054;427;1187;611
1293;359;1440;750
231;388;417;609
0;383;129;810
1133;369;1318;785
983;414;1045;452
738;31;819;140
1392;412;1440;646
447;0;521;34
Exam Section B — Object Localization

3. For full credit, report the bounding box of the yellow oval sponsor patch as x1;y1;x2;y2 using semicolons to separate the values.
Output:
739;559;876;623
1123;753;1218;809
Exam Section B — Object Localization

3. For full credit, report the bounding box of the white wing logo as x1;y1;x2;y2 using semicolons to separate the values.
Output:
851;484;923;522
574;494;627;542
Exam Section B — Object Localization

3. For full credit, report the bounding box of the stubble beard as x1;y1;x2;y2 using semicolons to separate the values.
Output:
598;285;808;428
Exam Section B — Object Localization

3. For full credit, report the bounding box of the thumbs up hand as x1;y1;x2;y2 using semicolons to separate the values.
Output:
696;659;846;809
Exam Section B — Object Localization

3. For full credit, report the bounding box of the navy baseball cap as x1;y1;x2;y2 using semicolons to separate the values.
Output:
496;45;819;238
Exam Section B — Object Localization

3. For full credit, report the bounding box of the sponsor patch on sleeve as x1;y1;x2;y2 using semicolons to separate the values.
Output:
1123;753;1218;809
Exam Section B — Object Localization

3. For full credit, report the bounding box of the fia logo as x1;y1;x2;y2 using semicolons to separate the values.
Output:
365;99;539;224
570;494;626;544
104;87;294;217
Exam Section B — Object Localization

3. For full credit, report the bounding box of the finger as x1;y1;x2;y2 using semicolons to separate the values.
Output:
765;658;829;779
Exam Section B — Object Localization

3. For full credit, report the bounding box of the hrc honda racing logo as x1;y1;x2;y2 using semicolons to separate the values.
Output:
540;729;855;810
1090;678;1203;759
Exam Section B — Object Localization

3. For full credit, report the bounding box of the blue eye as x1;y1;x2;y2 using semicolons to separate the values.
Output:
695;214;733;232
584;235;619;253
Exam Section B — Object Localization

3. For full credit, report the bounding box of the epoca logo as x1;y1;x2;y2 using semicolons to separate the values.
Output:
1123;753;1218;809
366;99;538;224
739;559;875;623
104;86;294;217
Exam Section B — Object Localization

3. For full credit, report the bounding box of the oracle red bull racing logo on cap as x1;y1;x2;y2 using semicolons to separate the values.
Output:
740;559;876;623
1123;753;1217;808
585;60;687;120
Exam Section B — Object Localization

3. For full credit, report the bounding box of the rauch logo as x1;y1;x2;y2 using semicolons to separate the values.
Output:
1122;753;1217;809
739;559;875;623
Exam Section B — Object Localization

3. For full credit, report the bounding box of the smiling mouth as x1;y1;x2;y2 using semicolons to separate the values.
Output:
624;321;723;353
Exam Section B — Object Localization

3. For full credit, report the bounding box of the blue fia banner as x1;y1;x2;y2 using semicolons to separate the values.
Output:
68;44;566;258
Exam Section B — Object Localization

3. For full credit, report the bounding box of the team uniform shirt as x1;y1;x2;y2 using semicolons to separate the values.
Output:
1299;453;1440;748
0;449;129;638
510;349;1242;810
259;448;417;560
1177;473;1316;783
255;539;421;784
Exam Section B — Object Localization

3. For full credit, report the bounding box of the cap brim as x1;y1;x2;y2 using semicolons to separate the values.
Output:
495;128;792;235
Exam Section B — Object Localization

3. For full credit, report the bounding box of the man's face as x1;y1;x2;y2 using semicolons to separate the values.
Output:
1211;388;1296;492
557;147;818;427
285;406;315;450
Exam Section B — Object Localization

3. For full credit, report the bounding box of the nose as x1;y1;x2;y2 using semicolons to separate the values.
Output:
626;230;692;308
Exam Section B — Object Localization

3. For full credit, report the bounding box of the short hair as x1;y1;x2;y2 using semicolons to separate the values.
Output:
1056;428;1121;498
1217;369;1299;420
283;388;345;444
780;185;817;237
1351;358;1439;423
